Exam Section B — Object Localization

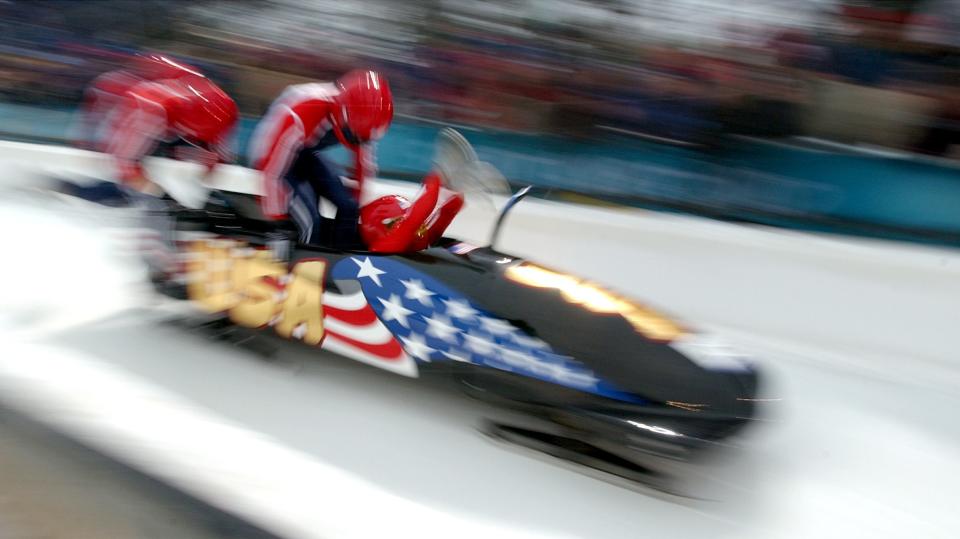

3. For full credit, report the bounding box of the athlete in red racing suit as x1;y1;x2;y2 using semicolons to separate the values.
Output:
76;54;215;153
359;171;464;253
104;75;237;193
68;55;237;204
249;70;390;246
248;70;463;251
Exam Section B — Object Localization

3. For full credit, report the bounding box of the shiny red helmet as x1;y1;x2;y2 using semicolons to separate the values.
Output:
171;75;238;145
333;70;394;146
359;194;409;246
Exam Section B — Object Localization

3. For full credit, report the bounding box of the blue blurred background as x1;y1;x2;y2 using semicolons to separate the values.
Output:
1;0;958;244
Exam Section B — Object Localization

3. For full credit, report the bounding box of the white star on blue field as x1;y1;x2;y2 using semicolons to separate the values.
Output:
330;255;644;400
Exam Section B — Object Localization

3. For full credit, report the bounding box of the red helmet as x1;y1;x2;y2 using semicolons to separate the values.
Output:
333;70;394;144
171;75;238;145
359;194;409;246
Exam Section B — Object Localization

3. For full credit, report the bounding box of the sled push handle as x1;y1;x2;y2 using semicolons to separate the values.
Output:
489;185;532;250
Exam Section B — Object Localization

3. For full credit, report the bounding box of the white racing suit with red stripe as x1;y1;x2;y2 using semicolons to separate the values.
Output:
248;83;375;247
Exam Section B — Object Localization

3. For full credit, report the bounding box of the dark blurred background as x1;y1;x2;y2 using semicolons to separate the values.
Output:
1;0;959;244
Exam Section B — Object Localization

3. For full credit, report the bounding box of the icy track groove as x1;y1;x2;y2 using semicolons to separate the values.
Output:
1;145;958;538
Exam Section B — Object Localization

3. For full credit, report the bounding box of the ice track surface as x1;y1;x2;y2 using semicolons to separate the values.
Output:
2;171;960;537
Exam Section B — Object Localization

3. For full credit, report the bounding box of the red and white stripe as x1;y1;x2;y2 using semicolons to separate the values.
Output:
256;111;304;218
172;234;415;376
248;83;341;219
322;289;417;377
105;90;169;183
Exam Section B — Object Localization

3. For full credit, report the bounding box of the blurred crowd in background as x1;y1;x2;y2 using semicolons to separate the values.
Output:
1;0;958;157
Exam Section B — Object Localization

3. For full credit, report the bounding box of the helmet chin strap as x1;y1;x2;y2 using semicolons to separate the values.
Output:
332;120;359;152
331;105;360;152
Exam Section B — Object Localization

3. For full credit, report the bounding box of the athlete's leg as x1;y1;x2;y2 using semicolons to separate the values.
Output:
286;180;321;244
284;148;324;244
300;149;363;248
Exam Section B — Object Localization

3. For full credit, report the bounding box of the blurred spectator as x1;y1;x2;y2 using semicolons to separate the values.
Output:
0;0;956;158
912;69;960;157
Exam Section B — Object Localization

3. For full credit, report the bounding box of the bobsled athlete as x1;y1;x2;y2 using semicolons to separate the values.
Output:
359;170;464;253
68;56;237;202
248;69;394;247
249;69;465;250
104;71;237;195
75;53;213;153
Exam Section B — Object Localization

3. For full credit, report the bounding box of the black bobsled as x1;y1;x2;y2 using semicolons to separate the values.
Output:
145;134;763;489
